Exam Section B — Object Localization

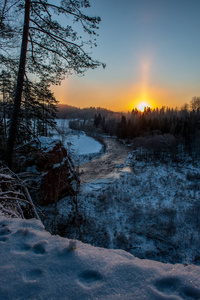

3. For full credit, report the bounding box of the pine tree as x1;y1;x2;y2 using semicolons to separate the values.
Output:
0;0;104;167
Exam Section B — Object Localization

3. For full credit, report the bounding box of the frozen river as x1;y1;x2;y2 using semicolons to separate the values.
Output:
54;119;132;182
80;137;132;183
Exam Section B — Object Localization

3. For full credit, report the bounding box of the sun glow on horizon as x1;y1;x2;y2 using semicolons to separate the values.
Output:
136;101;151;112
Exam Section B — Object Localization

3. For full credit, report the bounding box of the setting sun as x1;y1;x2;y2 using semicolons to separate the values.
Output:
137;101;150;112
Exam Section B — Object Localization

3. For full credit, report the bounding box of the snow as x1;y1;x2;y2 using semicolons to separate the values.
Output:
55;118;70;129
51;119;104;164
39;136;61;152
65;132;102;156
54;153;200;265
1;214;200;300
36;124;200;267
35;119;103;165
1;120;200;298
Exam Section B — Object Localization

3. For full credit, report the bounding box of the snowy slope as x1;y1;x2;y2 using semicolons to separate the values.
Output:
55;156;200;265
1;215;200;300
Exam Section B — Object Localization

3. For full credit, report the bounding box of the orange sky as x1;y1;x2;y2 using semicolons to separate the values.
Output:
51;0;200;112
51;74;196;112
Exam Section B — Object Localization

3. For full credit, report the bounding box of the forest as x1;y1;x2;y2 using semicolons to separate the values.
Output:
0;73;58;150
1;96;200;165
67;98;200;163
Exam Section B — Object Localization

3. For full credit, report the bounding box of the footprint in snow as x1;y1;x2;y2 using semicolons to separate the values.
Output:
0;226;11;242
12;240;48;254
23;268;43;282
154;276;200;299
0;226;11;236
0;221;9;228
12;242;31;253
78;270;103;287
181;286;200;300
32;240;48;254
154;277;181;295
0;236;8;242
13;228;36;238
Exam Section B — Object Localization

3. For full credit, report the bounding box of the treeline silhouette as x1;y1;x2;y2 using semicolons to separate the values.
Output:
57;104;115;120
69;98;200;161
102;107;198;138
92;105;200;159
94;105;195;132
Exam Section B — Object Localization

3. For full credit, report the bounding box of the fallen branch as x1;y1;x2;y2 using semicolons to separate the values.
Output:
0;173;13;180
0;196;31;203
0;191;26;198
0;204;19;218
1;163;40;220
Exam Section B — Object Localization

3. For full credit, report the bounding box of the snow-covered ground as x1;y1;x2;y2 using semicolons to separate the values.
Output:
1;214;200;300
52;119;103;164
47;153;200;266
39;121;200;266
1;120;200;298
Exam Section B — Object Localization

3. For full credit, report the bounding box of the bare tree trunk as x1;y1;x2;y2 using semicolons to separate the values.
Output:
5;0;31;168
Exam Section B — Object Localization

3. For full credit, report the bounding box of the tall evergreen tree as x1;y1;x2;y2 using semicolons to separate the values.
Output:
0;0;104;167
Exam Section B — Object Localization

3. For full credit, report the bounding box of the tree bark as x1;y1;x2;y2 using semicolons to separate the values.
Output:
4;0;31;168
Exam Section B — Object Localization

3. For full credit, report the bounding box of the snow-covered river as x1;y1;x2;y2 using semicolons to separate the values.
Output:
54;119;132;182
53;119;104;164
80;137;132;183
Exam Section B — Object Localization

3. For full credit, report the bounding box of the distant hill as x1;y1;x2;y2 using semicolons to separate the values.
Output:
57;104;116;119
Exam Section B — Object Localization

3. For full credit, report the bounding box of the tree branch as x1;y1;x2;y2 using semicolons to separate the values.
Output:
29;22;100;68
38;0;52;20
31;4;52;28
0;203;19;218
28;31;36;63
28;39;71;62
29;20;85;52
31;1;81;19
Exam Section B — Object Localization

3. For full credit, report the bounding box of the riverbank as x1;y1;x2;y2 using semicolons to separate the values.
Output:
53;120;104;165
80;137;131;183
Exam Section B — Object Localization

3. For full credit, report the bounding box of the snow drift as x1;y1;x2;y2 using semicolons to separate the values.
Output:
0;215;200;300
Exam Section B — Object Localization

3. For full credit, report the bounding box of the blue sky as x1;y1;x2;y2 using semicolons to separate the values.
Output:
52;0;200;111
